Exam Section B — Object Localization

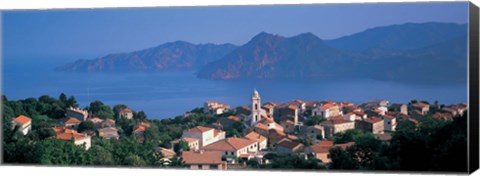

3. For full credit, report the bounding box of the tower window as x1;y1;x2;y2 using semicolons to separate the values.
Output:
255;104;258;110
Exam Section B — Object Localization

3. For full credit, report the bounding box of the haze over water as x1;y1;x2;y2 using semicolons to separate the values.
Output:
2;59;467;119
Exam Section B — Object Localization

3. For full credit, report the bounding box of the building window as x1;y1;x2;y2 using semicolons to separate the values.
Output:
255;104;258;110
231;152;234;155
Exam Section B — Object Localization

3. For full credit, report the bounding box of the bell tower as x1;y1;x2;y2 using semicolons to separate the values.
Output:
251;89;261;126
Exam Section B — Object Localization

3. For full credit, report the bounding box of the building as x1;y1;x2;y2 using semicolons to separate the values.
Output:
389;104;408;115
262;102;276;117
217;115;241;130
244;131;268;151
182;151;227;170
97;127;120;139
88;117;104;128
100;118;116;128
411;102;430;115
66;107;89;121
275;139;304;155
53;127;91;150
301;125;325;141
118;108;134;119
176;137;200;151
132;122;151;141
356;117;384;134
203;137;258;157
277;104;299;126
203;101;230;115
280;120;296;133
312;103;342;119
12;115;32;135
249;89;269;126
305;141;355;163
62;117;81;130
367;100;389;107
381;115;396;131
182;126;226;147
320;119;355;137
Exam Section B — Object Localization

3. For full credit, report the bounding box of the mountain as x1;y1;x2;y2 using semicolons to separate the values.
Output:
325;22;467;52
55;41;237;72
196;32;360;80
197;23;467;83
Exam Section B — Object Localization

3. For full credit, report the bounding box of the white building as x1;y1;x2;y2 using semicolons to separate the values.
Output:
203;101;230;115
244;131;268;151
203;137;258;157
182;126;226;147
66;107;89;121
53;127;91;150
250;89;268;126
312;103;343;119
382;115;397;132
12;115;32;135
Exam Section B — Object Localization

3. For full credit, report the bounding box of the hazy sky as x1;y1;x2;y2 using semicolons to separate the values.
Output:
3;2;469;62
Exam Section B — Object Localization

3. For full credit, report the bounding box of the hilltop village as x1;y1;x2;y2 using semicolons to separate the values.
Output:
4;90;468;170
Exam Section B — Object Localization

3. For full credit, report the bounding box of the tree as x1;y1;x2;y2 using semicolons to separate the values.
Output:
123;154;147;166
174;140;190;154
78;121;95;133
135;111;147;121
246;159;259;168
88;100;114;119
334;129;363;144
306;115;324;126
328;147;357;169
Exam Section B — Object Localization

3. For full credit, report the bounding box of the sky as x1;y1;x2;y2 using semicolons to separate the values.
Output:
2;2;469;63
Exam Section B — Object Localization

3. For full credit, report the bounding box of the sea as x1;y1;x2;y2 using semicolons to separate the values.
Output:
2;59;468;119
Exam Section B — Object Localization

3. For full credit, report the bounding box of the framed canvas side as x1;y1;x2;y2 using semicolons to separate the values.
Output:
469;1;479;174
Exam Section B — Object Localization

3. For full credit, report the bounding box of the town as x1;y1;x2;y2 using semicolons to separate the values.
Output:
4;89;468;170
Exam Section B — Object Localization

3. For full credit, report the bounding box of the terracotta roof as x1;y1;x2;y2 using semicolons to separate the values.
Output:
181;137;199;144
133;122;150;133
255;123;269;131
363;117;383;124
187;126;214;133
239;154;252;158
120;108;133;113
277;140;302;149
287;104;299;110
14;115;31;125
318;140;334;147
214;129;224;137
227;115;241;121
319;103;336;110
259;117;275;124
204;137;256;151
413;102;429;108
64;117;81;125
55;128;89;141
244;131;267;143
182;151;224;165
262;104;275;109
309;145;331;153
88;117;104;123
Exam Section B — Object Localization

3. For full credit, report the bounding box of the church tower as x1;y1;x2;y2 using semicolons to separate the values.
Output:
251;89;261;126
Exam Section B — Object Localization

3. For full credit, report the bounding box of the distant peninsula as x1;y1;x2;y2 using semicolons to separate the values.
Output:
56;22;468;83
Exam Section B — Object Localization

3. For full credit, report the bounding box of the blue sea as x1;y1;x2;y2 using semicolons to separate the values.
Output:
2;59;468;119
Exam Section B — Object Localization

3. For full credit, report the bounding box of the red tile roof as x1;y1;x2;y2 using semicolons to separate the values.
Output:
14;115;31;125
182;151;224;165
204;137;256;151
187;126;214;133
277;140;302;149
363;117;383;124
318;140;334;147
244;131;267;143
227;115;241;121
64;117;81;125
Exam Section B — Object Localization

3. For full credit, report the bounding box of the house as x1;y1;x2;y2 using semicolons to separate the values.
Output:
367;100;389;107
450;104;468;116
412;102;430;115
203;101;230;115
312;103;342;119
253;116;284;136
280;120;296;133
277;104;299;126
62;117;81;130
100;118;116;128
344;112;357;121
262;102;276;117
217;115;241;130
88;117;104;128
182;150;227;170
66;107;88;121
132;122;151;141
441;107;458;117
275;139;304;155
432;112;454;121
267;129;299;148
155;147;177;166
305;141;355;163
320;119;355;137
389;104;408;115
118;108;134;119
244;131;268;151
356;117;384;134
12;115;32;135
290;99;307;113
171;137;200;151
182;126;226;147
203;137;258;157
301;125;325;141
352;110;367;119
97;127;120;139
53;127;91;150
381;115;396;132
